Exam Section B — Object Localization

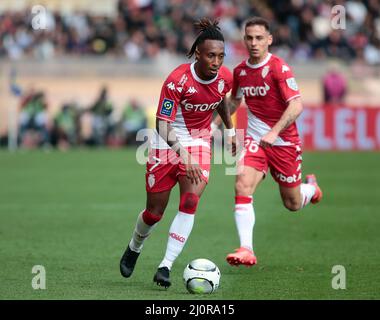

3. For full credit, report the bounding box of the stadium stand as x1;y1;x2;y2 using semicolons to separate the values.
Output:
1;0;380;149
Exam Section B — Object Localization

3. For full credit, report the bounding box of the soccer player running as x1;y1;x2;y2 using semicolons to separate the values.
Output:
120;19;236;288
219;17;323;266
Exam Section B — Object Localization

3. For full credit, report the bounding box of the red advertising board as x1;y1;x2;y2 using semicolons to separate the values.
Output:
236;105;380;150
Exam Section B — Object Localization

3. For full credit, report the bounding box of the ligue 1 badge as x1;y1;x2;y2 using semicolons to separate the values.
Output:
286;77;299;91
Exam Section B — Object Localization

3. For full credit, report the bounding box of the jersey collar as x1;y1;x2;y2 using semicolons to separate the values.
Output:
246;53;272;69
190;62;219;84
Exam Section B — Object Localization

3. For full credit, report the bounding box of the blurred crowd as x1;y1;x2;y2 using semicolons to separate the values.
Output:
0;0;379;64
10;86;147;150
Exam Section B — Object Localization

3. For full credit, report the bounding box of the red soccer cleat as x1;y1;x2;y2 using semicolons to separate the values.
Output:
305;174;323;204
226;247;257;267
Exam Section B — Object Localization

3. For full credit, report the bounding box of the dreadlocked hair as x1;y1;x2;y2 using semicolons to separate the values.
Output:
187;18;224;58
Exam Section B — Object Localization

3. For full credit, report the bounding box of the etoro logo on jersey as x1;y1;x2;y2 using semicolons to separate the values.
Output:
160;98;174;117
241;83;270;97
181;98;222;112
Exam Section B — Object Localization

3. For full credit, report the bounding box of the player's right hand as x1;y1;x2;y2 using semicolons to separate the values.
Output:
260;130;278;148
183;155;203;184
179;149;203;184
186;163;203;184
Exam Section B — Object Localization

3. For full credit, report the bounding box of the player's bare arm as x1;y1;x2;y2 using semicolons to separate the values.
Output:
260;97;303;148
226;95;242;117
212;95;242;129
156;118;203;184
216;97;234;129
215;96;239;155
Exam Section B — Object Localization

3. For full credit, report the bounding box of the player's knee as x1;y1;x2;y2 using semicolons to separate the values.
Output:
235;180;252;196
142;209;163;225
283;198;302;212
179;192;200;214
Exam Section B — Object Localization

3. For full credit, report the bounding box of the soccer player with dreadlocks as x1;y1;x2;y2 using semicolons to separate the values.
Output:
119;18;235;288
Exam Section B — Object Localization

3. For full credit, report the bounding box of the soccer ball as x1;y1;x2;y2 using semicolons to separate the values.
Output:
183;258;220;294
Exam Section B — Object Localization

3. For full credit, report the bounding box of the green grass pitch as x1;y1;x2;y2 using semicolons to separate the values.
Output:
0;149;379;300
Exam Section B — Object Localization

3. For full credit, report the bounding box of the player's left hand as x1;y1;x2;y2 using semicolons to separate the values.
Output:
260;131;278;148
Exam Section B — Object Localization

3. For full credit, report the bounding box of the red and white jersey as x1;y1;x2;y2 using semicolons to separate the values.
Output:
232;53;301;146
152;62;232;149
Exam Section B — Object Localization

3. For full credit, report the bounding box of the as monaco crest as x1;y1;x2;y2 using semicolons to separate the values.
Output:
262;65;269;78
148;174;155;188
218;79;224;93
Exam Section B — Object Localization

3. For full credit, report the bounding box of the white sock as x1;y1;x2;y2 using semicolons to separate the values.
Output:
235;199;255;251
300;183;316;208
158;211;195;270
129;211;156;253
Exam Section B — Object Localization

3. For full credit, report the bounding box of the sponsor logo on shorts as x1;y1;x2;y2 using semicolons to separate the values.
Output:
169;232;185;243
159;98;174;117
275;172;302;183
